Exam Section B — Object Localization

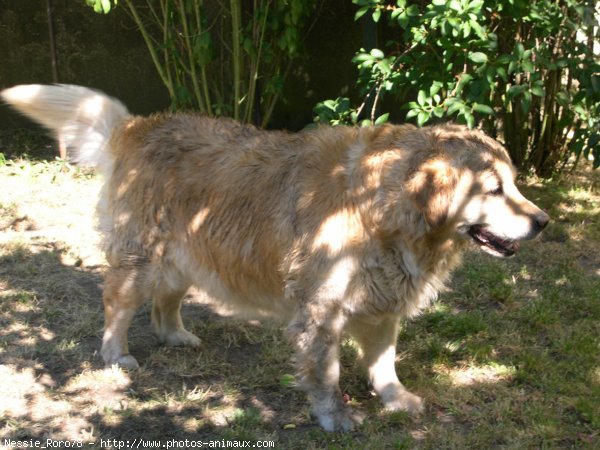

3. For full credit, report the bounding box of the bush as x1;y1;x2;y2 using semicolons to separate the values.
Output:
315;0;600;177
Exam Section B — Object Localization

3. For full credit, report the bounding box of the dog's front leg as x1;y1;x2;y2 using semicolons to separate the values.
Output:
287;303;364;432
347;315;423;413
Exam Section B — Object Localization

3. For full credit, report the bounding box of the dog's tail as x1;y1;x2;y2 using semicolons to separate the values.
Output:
1;84;129;176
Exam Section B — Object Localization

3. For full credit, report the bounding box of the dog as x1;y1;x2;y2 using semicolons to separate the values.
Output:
2;84;549;431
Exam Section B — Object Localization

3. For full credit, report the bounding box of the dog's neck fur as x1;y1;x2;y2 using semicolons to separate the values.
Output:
310;124;469;319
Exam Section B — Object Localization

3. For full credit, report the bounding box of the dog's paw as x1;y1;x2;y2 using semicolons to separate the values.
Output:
105;354;140;370
314;404;365;432
160;329;202;348
382;389;424;414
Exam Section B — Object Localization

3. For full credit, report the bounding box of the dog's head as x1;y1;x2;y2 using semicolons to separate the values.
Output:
406;124;549;257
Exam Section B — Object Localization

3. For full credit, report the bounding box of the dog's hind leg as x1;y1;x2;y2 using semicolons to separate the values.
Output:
151;280;201;348
347;315;423;414
101;266;149;369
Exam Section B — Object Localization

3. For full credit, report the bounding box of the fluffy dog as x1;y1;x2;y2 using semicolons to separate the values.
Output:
2;84;549;431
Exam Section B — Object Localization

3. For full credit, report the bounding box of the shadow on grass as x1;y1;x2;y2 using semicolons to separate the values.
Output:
0;244;308;444
0;128;57;161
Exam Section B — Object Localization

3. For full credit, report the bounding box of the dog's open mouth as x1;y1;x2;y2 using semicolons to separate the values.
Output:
468;225;519;257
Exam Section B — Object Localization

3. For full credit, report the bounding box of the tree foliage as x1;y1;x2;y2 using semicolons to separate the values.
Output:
85;0;318;127
315;0;600;176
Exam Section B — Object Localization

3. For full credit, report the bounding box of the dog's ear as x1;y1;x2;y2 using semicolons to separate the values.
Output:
407;158;457;229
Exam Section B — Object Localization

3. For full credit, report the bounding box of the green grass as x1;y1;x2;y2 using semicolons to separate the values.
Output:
0;156;599;449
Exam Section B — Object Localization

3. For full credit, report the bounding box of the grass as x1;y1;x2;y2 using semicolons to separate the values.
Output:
0;152;599;449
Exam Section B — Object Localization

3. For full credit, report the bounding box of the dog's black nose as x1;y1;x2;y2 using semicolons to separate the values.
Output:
535;211;550;230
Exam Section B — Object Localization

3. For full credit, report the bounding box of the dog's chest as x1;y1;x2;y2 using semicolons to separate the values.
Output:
349;245;455;319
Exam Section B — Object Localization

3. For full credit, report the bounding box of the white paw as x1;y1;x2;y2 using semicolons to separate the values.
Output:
160;329;202;348
105;354;140;370
314;404;365;432
382;390;424;414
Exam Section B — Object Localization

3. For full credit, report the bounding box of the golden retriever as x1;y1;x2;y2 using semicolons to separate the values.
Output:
2;84;549;431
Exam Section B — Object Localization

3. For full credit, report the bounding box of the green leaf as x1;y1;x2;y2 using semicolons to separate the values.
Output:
496;54;512;65
398;12;410;28
85;0;116;14
463;110;475;128
515;42;525;58
506;84;526;100
530;84;545;97
406;108;420;119
417;111;430;127
372;9;382;22
473;103;494;115
463;21;472;38
355;6;370;20
370;48;385;59
377;58;392;74
485;66;497;84
100;0;113;13
449;0;462;12
455;73;473;94
375;113;390;125
556;91;570;107
447;99;464;115
469;52;488;64
417;90;428;106
521;60;534;73
411;26;427;43
469;19;486;39
407;5;420;16
280;374;296;387
467;0;484;12
496;66;508;81
433;106;445;118
353;52;374;63
430;81;443;97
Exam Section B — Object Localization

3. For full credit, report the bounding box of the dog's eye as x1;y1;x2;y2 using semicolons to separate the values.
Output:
487;185;503;196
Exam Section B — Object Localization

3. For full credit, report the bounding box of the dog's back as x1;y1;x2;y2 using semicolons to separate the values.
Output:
103;113;303;308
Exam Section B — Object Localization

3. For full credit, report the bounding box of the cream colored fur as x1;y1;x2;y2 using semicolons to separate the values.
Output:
2;84;548;431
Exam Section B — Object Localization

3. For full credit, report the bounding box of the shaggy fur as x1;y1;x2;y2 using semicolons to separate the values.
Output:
2;84;549;431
